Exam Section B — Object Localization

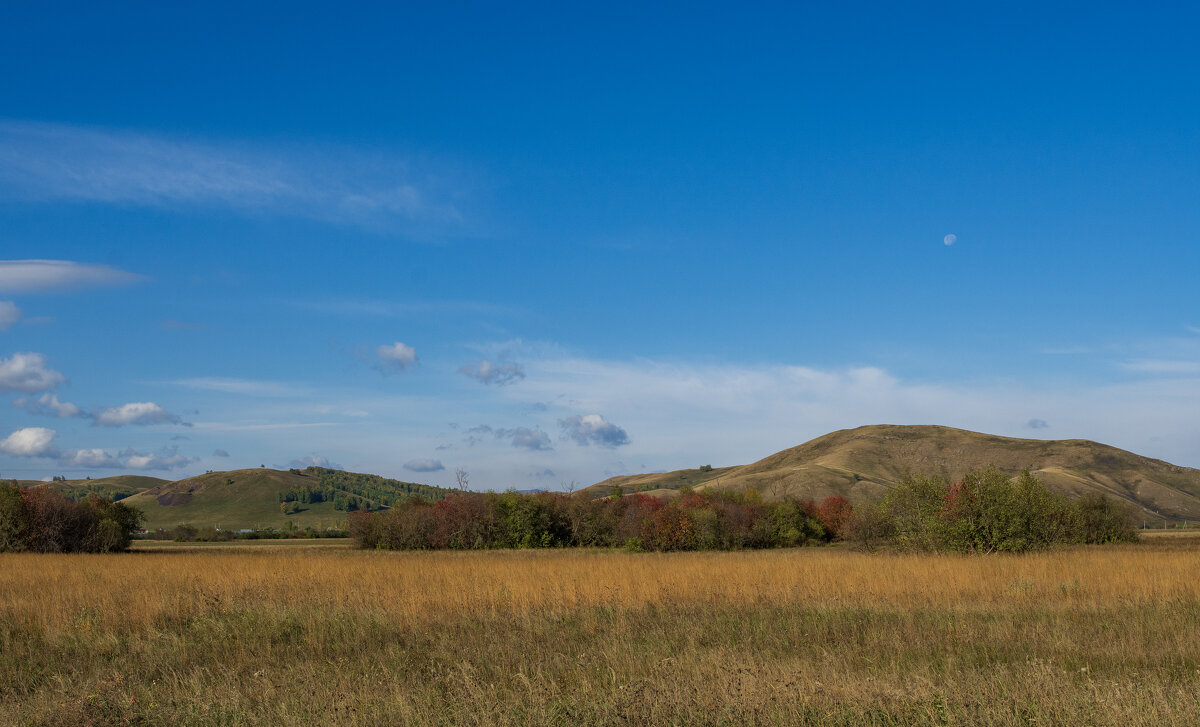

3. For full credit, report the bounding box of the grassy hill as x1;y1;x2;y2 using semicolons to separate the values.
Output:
119;467;451;531
583;425;1200;522
15;475;168;502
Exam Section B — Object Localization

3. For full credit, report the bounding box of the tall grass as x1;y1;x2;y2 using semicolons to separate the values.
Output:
3;538;1199;725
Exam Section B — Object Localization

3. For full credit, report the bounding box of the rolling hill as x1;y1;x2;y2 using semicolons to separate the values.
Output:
583;425;1200;522
15;475;169;502
118;467;452;531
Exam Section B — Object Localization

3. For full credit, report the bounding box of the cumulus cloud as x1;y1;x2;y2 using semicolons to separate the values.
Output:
376;342;418;373
0;121;463;229
0;352;66;393
495;426;553;451
0;301;20;330
92;401;187;427
57;446;197;471
1026;419;1050;429
559;414;631;448
404;458;445;472
213;449;230;457
13;392;84;418
0;260;144;294
290;454;342;470
0;426;196;471
121;448;196;471
0;427;59;457
459;360;526;386
59;449;117;468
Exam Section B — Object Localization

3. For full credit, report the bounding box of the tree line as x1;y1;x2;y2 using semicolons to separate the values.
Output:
351;488;852;551
351;467;1138;553
0;483;143;553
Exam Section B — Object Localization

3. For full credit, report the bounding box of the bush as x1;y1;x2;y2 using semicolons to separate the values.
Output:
1075;493;1138;544
0;484;143;553
865;466;1138;553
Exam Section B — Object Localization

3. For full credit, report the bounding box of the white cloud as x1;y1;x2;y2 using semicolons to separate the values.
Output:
92;401;186;427
376;342;418;373
290;454;342;470
0;425;196;471
119;448;196;471
0;121;463;229
943;233;957;246
559;414;631;448
403;458;445;472
0;352;66;393
13;392;84;418
0;301;20;330
60;446;196;471
0;260;144;294
0;427;58;457
60;448;120;468
460;360;526;386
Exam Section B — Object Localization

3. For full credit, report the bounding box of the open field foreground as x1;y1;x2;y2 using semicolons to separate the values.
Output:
3;541;1200;726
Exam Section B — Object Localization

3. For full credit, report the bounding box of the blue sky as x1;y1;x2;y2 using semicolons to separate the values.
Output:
2;2;1199;486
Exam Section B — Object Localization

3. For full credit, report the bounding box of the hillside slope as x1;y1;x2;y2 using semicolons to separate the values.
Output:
584;425;1200;522
16;475;168;501
120;467;451;531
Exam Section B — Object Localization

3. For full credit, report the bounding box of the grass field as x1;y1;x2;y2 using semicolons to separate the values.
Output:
3;537;1200;726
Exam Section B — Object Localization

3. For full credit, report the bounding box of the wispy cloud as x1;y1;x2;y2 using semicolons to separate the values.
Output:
288;298;521;319
460;359;526;386
92;401;188;427
1120;359;1200;375
0;301;20;330
0;260;144;294
0;120;465;230
190;421;342;432
169;377;306;397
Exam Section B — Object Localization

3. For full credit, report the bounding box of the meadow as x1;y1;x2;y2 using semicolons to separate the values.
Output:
2;536;1199;726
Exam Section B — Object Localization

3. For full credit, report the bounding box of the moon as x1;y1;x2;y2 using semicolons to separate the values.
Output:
943;234;957;246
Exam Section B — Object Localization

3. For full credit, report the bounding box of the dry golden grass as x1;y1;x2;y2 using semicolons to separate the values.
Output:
6;543;1200;632
3;540;1200;725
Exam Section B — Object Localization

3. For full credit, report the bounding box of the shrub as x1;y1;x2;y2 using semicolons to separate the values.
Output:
867;466;1138;553
0;484;143;553
1075;493;1138;544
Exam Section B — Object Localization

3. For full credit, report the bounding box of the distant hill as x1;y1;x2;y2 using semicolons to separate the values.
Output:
583;425;1200;522
119;467;453;531
15;475;169;502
